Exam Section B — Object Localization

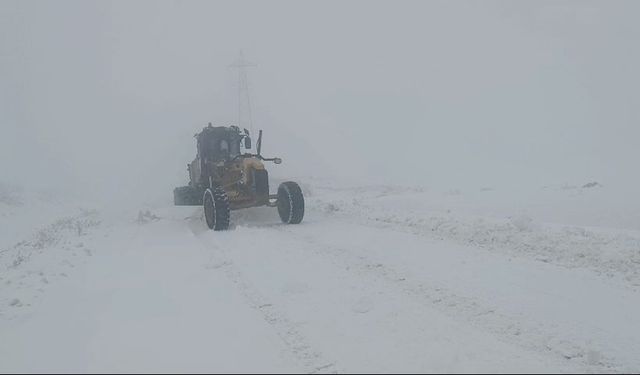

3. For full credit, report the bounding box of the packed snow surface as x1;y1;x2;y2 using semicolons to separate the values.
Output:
1;179;640;373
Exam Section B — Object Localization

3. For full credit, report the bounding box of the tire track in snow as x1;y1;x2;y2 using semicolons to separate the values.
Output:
186;217;337;374
273;221;621;373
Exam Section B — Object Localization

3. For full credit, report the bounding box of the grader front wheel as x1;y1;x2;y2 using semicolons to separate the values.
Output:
203;187;230;231
277;181;305;224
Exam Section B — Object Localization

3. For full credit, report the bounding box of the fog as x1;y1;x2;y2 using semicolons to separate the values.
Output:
4;3;640;370
2;0;639;203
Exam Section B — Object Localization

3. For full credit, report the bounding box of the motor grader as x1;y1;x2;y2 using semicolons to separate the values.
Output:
174;124;304;230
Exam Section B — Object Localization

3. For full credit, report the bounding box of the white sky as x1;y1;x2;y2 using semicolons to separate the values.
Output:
1;0;639;200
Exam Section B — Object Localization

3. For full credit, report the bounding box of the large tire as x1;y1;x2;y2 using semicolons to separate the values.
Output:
174;186;203;206
203;187;230;230
277;181;304;224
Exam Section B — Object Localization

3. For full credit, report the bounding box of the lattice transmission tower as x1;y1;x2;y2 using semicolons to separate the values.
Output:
229;51;257;134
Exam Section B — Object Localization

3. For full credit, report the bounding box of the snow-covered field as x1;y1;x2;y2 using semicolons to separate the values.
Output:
1;180;640;373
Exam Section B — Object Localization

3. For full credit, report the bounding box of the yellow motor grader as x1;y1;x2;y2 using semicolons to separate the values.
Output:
174;124;304;230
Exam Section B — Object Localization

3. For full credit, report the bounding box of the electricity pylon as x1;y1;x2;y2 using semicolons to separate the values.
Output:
229;51;256;134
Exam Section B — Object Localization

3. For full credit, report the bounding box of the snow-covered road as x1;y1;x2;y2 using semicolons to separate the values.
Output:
1;183;639;373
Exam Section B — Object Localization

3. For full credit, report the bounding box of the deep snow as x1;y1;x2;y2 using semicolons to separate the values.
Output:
1;180;640;373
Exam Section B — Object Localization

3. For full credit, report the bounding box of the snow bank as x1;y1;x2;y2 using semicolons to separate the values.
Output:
308;182;640;287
